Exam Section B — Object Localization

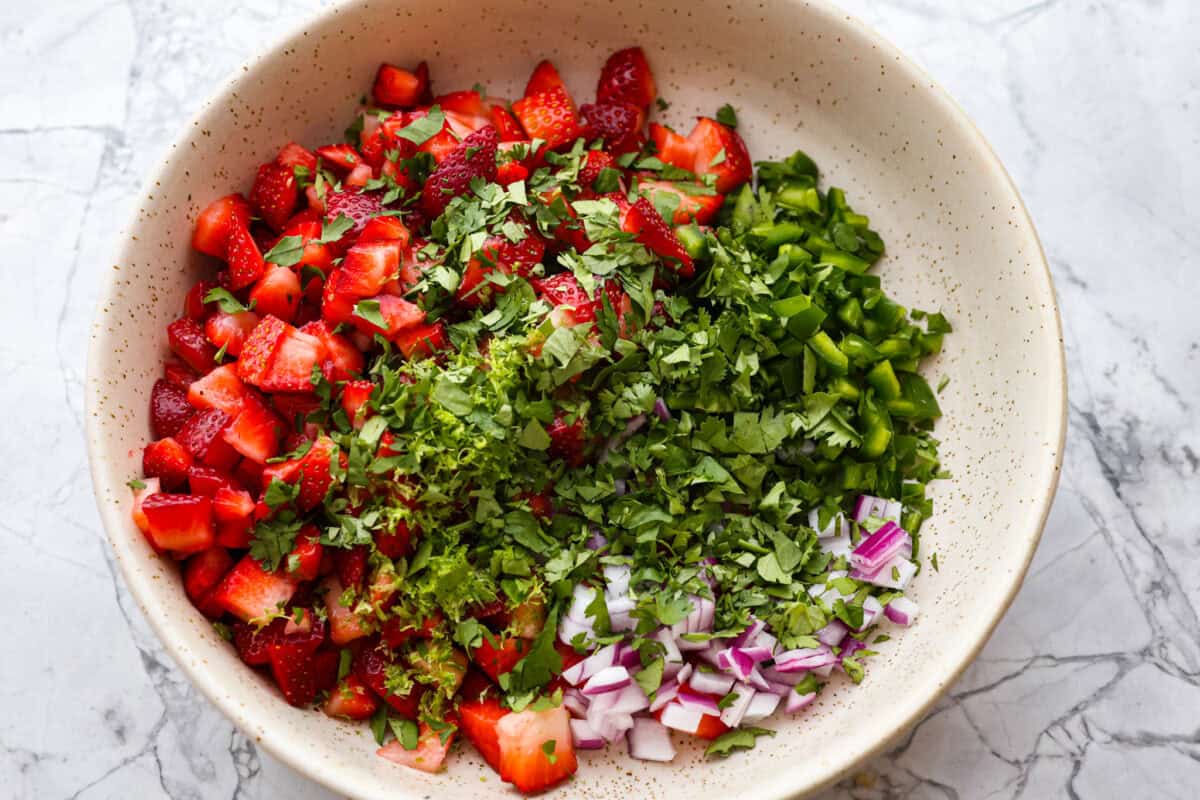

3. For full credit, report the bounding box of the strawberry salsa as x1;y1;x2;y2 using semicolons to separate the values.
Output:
129;46;949;792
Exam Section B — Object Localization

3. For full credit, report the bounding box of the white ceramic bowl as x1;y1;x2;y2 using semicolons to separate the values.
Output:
86;0;1066;797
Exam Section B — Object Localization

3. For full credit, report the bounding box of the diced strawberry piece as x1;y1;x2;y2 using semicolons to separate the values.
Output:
358;215;410;245
232;618;286;665
578;149;617;190
183;280;217;321
524;59;567;97
687;116;753;192
321;575;372;645
580;102;645;154
620;196;694;275
353;642;423;718
471;634;529;684
334;544;369;589
637;177;723;224
324;190;384;236
496;706;577;793
417;126;461;165
236;315;288;386
268;617;333;706
597;47;657;109
324;674;379;720
344;162;374;189
444;108;490;139
212;554;300;622
380;609;440;650
250;162;299;232
286;529;323;581
186;364;248;415
276;142;318;173
296;435;343;511
141;493;214;554
530;272;592;316
375;519;415;559
167;317;217;374
239;317;326;393
222;392;283;463
163;361;198;390
225;221;267;290
150;379;194;438
457;692;507;771
176;408;240;470
377;722;455;773
489;104;527;141
420;126;499;219
372;63;426;107
187;465;236;496
183;547;234;618
436;89;488;117
394;322;449;360
649;122;697;172
213;488;254;548
458;228;545;307
299;320;364;382
142;437;194;490
546;410;589;467
512;88;582;152
249;265;302;323
315;143;361;173
204;310;260;357
336;240;401;298
130;477;160;535
340;380;375;429
495;160;529;186
192;194;251;258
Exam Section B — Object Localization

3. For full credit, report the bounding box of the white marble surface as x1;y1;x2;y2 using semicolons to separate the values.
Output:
3;0;1197;797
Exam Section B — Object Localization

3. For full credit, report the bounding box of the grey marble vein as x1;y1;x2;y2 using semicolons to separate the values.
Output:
2;0;1197;797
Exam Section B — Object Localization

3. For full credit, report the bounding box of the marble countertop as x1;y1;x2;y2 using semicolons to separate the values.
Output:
4;0;1197;797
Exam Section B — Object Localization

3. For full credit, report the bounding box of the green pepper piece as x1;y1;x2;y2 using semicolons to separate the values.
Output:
675;223;708;260
866;360;902;400
840;334;882;367
807;331;848;374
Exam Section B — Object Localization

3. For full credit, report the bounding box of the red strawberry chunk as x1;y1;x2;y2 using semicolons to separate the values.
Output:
130;478;160;536
489;104;527;141
377;722;455;773
380;609;440;650
232;618;286;665
457;693;507;771
471;634;529;684
204;310;260;357
213;485;255;548
236;315;288;386
141;493;214;554
142;437;194;490
276;142;318;173
420;126;499;219
688;116;753;193
580;102;645;154
225;220;266;291
546;410;589;467
296;435;344;511
512;88;582;152
340;380;375;429
250;162;299;232
334;543;369;589
324;190;384;236
358;215;410;245
315;143;361;173
187;465;236;496
578;149;617;190
353;642;423;718
249;265;302;323
221;392;283;464
524;59;567;97
649;122;698;172
183;280;217;321
150;379;194;439
394;322;449;360
212;554;300;622
458;227;546;307
183;547;234;618
192;194;251;258
324;674;379;720
638;177;723;225
238;316;326;393
268;618;333;707
167;317;217;374
621;196;694;275
597;47;657;109
417;126;461;165
299;320;364;382
337;240;401;298
287;529;323;581
496;706;577;793
186;364;248;415
495;160;528;186
372;62;427;108
321;576;372;645
163;361;198;389
176;408;239;470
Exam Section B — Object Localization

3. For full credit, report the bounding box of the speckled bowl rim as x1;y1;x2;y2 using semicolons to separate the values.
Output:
85;0;1066;797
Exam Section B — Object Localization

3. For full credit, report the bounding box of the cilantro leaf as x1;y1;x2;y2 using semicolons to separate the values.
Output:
704;726;775;758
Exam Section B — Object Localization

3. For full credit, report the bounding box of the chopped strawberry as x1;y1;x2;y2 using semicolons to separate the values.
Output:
268;617;335;706
358;215;410;245
394;322;449;360
186;364;248;415
321;576;372;645
580;102;645;154
597;47;657;109
130;477;160;535
299;320;364;381
187;465;236;496
270;392;323;428
457;692;507;771
353;642;423;718
315;143;361;172
249;265;302;323
238;316;327;393
377;721;455;773
324;190;384;236
546;410;589;467
380;610;441;650
232;618;286;665
687;117;753;192
489;104;527;141
150;379;194;438
336;240;402;298
334;544;369;589
524;59;567;97
192;194;251;258
375;519;415;559
471;633;529;684
212;485;255;547
620;196;694;275
183;280;217;321
204;310;260;357
344;162;374;189
512;88;582;152
212;554;300;622
276;142;318;173
373;62;427;107
296;436;344;511
142;437;194;490
221;392;283;463
496;706;577;793
458;226;545;307
167;317;217;374
637;177;723;224
495;160;528;186
287;529;324;581
578;149;617;190
183;547;234;618
225;221;267;290
163;361;198;389
324;674;379;720
141;493;214;554
649;123;697;172
340;380;375;429
176;408;239;470
420;126;499;219
250;162;299;232
417;126;461;165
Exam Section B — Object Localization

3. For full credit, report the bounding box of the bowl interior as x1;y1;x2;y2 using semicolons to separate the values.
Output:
86;0;1065;797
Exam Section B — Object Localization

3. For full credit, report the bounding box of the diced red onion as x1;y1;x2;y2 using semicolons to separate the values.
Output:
609;683;650;714
558;617;594;652
839;636;866;668
695;641;726;666
583;665;632;696
820;533;853;559
676;663;693;685
603;564;631;597
649;679;680;713
565;643;617;686
609;610;635;632
884;596;919;626
852;555;917;590
614;643;641;669
613;477;627;496
816;620;849;647
857;596;884;630
627;717;676;762
760;666;804;686
851;522;912;573
600;414;647;462
742;691;781;723
606;594;636;616
361;112;382;139
563;688;588;718
568;584;598;622
653;628;683;665
808;508;848;539
588;708;633;743
852;494;885;523
754;630;779;655
772;645;837;673
586;525;607;550
719;684;756;728
570;718;605;749
786;690;817;714
653;397;672;422
675;690;721;716
663;661;683;681
731;619;766;649
659;703;703;734
687;669;733;696
812;663;834;678
718;646;774;682
880;499;902;522
763;680;795;696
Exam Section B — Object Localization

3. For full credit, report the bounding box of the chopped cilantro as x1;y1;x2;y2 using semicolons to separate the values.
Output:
705;727;775;758
716;103;739;128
